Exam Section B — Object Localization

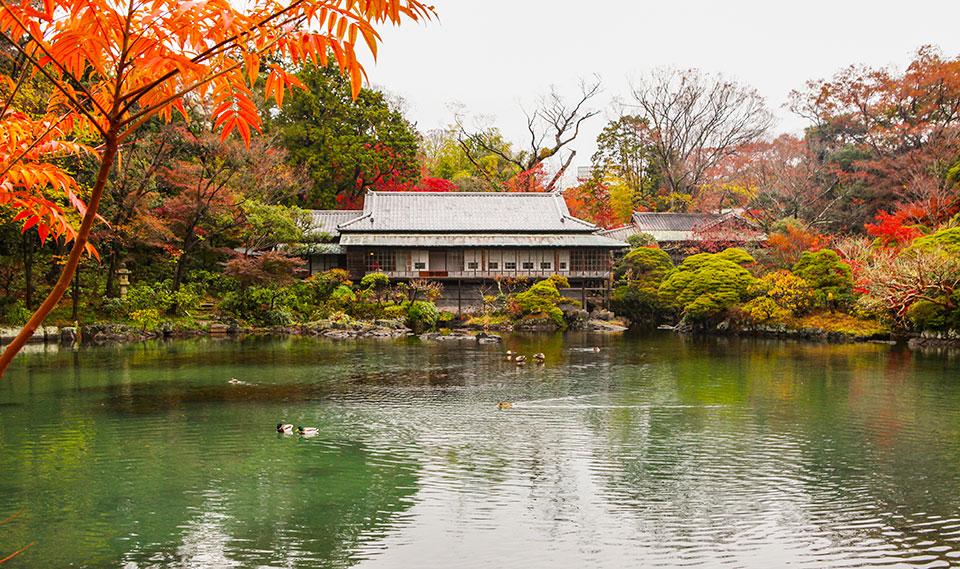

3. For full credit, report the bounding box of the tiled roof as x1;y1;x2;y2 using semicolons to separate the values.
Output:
338;191;597;233
340;233;627;248
309;210;363;238
630;211;764;242
598;225;641;241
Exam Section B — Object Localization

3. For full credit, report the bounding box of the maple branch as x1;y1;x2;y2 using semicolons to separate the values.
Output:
0;30;107;137
0;0;109;118
0;57;29;117
116;2;309;109
116;59;247;142
0;111;79;180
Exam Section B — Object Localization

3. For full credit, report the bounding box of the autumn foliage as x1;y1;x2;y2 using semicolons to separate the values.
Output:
0;0;433;376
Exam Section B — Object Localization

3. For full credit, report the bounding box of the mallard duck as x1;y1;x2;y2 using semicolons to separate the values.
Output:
277;423;293;434
515;355;526;363
533;352;545;361
296;426;319;436
498;401;513;409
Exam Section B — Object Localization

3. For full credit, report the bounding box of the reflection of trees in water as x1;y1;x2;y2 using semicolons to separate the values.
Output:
579;334;960;564
0;371;421;568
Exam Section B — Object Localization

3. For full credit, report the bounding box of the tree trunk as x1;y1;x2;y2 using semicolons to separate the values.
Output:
0;129;120;378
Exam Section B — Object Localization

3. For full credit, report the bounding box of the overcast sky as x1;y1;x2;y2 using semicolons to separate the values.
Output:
359;0;960;185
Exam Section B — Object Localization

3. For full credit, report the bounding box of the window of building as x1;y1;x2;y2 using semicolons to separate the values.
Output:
570;250;606;272
467;262;479;270
414;262;426;270
365;250;396;272
559;262;568;270
522;262;534;270
488;261;499;270
540;262;552;270
504;261;517;270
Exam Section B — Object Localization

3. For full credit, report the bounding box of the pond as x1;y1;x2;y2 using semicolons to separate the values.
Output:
1;332;960;568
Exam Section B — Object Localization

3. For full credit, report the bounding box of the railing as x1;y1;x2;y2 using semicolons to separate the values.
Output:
370;270;611;279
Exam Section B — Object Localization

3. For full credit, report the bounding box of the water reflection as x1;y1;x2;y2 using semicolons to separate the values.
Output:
1;333;960;568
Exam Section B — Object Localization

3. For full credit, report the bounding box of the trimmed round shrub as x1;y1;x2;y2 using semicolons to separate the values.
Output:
407;301;439;332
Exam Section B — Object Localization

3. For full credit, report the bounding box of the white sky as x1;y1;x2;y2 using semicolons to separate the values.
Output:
359;0;960;186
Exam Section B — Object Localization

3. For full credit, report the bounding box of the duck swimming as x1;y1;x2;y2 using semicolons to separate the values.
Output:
277;423;293;433
498;401;513;409
296;426;319;436
533;352;545;361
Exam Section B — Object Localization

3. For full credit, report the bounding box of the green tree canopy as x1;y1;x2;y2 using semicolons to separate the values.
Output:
278;65;421;207
658;248;757;323
791;250;853;305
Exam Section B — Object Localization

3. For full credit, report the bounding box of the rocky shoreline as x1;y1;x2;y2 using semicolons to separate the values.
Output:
0;313;630;348
664;321;960;349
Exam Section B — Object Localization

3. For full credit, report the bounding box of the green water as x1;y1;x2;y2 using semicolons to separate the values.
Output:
1;332;960;568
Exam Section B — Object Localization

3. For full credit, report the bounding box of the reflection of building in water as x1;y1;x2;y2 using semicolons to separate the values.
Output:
299;191;627;312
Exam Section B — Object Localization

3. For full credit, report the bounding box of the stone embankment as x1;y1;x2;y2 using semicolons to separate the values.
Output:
666;320;960;348
0;305;628;347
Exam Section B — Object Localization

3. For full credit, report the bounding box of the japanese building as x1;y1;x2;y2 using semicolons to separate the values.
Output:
599;210;766;260
302;191;628;310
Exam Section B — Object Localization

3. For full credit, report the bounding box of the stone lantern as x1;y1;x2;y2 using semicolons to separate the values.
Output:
116;265;132;299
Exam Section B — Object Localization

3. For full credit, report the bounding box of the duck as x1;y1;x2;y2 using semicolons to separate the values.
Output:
533;352;545;361
592;346;601;352
498;401;513;409
514;355;526;363
296;426;319;436
277;423;293;434
228;378;241;384
505;350;516;361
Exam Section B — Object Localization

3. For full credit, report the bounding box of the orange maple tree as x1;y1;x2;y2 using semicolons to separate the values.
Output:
0;0;433;377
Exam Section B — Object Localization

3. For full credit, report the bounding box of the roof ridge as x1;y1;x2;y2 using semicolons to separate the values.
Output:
366;190;555;197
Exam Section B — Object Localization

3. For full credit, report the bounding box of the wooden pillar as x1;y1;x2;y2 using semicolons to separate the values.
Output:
457;279;462;315
581;279;586;308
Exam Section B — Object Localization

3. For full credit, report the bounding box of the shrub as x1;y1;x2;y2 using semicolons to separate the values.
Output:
658;248;757;324
329;285;356;309
611;284;662;324
0;297;31;326
130;308;161;331
383;304;406;319
125;280;201;316
907;299;947;330
508;278;567;328
218;285;302;326
407;301;439;332
187;269;238;296
791;250;853;308
360;272;390;290
741;296;789;322
626;232;657;248
745;270;815;318
614;246;674;283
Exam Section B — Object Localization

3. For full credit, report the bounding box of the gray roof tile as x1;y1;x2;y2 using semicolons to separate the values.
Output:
309;210;363;238
338;191;597;232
